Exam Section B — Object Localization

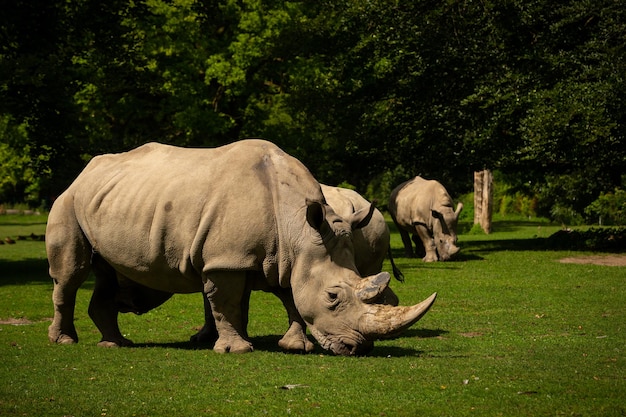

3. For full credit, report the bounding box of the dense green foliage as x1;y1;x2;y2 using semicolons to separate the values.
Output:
1;0;625;220
1;215;625;416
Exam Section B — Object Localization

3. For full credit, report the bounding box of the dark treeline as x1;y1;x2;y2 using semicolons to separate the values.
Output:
1;0;624;220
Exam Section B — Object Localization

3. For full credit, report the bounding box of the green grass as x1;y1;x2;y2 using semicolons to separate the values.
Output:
1;215;624;416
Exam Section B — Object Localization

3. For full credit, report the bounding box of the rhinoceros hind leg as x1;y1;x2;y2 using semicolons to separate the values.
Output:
46;198;91;345
190;324;218;344
398;229;415;258
204;271;253;354
190;295;218;345
88;254;134;347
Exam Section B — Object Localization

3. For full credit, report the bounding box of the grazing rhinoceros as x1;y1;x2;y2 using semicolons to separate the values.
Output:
389;176;463;262
191;184;403;346
320;184;404;285
46;140;436;356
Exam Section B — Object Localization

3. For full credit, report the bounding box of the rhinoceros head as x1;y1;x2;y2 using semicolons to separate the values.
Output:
291;200;436;356
431;202;463;261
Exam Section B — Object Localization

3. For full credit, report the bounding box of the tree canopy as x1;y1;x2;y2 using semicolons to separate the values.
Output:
1;0;624;220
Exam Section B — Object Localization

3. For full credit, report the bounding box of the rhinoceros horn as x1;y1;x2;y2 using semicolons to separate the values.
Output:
356;272;391;302
359;292;437;339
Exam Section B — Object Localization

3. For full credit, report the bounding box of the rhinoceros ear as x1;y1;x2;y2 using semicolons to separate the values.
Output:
350;202;376;230
306;199;326;231
455;202;464;217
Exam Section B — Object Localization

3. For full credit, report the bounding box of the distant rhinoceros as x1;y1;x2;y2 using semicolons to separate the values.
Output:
46;140;436;356
389;176;463;262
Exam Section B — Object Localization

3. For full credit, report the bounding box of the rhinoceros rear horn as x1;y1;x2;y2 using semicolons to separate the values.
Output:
356;272;391;302
360;292;438;339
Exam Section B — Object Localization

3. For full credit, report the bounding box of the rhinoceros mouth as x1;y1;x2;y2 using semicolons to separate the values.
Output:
309;327;372;356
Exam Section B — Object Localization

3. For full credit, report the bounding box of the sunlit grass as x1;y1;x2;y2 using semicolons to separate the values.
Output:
1;214;624;416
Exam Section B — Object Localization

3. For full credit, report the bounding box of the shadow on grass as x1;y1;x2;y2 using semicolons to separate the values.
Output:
0;221;47;227
0;258;96;290
0;258;51;286
130;328;447;357
402;327;449;339
463;238;548;253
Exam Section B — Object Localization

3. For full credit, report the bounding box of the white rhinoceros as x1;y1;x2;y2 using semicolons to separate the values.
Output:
320;184;404;284
46;140;436;356
191;183;403;346
389;176;463;262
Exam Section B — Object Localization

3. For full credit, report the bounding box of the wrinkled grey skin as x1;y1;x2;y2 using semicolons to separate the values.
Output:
321;185;390;277
389;176;463;262
191;184;401;348
46;140;436;355
321;185;403;285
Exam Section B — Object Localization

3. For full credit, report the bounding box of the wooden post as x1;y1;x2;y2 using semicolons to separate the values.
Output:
474;169;493;234
474;171;483;227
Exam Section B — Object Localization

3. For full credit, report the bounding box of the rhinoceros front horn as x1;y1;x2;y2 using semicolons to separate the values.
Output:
360;292;437;339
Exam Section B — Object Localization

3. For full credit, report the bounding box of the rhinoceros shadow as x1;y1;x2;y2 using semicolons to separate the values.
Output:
402;328;448;338
132;328;447;357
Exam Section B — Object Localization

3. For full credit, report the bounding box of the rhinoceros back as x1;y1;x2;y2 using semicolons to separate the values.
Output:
56;140;322;293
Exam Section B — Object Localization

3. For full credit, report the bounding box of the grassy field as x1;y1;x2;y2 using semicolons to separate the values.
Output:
0;214;624;416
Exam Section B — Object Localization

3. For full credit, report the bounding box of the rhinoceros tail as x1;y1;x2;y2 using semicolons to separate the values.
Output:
388;246;405;282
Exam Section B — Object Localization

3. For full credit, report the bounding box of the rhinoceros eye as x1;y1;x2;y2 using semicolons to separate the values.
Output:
325;289;341;310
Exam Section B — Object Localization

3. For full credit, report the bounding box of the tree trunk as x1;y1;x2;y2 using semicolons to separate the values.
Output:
474;169;493;234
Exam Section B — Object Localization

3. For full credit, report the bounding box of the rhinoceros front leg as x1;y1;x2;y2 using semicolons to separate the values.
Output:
415;224;438;262
192;278;253;345
271;288;315;353
203;271;253;353
88;254;133;347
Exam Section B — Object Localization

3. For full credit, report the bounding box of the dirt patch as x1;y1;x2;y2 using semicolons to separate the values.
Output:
0;317;52;325
559;255;626;267
459;332;483;338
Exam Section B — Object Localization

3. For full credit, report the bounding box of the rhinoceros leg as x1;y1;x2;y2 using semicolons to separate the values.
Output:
397;228;415;258
271;288;315;353
190;295;219;345
46;197;91;345
192;277;252;345
203;271;253;353
88;254;133;347
415;225;438;262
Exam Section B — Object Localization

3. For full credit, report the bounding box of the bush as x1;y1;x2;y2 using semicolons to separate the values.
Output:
584;188;626;225
550;204;585;226
545;227;626;252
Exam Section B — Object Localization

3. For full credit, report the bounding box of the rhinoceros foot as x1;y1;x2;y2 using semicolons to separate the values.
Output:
53;334;78;345
48;323;78;345
97;337;134;347
214;337;253;353
422;253;438;262
278;333;315;353
277;321;315;353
